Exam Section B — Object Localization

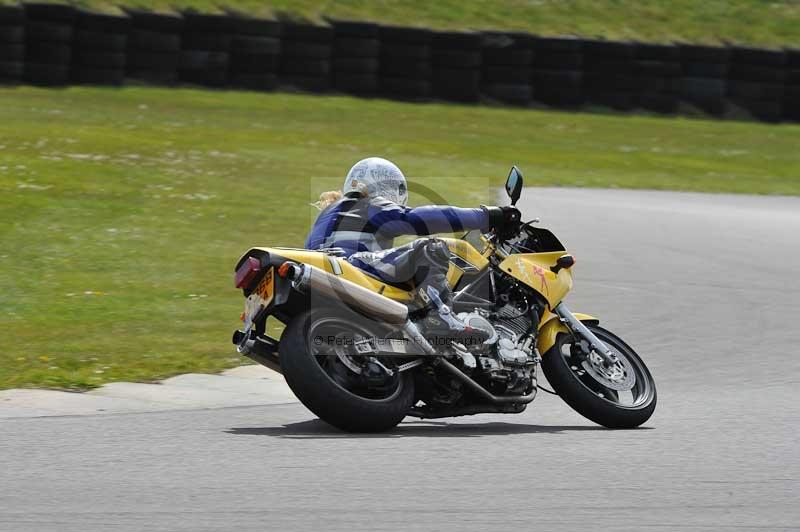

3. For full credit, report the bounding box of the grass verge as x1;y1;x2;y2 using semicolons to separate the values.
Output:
1;85;798;390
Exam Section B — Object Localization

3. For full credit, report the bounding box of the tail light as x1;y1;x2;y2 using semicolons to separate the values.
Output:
234;257;261;289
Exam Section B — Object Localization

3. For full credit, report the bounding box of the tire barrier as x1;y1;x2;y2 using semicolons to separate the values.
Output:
23;2;75;85
482;31;533;104
228;15;280;91
180;12;232;87
532;36;583;107
5;3;800;123
279;21;333;92
583;39;638;111
432;31;482;102
785;49;800;122
72;10;129;86
728;46;786;122
680;44;730;116
125;10;182;84
0;5;24;83
379;25;432;99
331;20;379;95
635;43;681;114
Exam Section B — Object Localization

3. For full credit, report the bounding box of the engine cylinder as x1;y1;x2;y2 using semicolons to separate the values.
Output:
494;303;535;338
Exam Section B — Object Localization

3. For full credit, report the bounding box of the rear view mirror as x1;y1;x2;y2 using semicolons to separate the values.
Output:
505;166;523;205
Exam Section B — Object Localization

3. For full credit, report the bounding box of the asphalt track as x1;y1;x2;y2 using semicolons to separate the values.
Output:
3;188;799;532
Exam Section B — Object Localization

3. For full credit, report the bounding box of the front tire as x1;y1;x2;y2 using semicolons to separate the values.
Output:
542;325;657;428
279;308;415;433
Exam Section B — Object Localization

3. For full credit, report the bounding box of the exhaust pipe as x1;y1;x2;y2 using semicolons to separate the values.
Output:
437;358;537;405
279;261;435;355
233;329;283;374
280;261;409;324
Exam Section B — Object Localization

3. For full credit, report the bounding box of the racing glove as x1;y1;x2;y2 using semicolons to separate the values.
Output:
482;205;522;240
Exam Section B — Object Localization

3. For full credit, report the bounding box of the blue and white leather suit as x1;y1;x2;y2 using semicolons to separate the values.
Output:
305;191;491;308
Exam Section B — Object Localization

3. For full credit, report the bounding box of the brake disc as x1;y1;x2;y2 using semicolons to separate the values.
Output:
582;350;636;391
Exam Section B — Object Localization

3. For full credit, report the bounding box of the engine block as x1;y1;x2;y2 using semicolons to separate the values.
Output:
494;303;534;339
457;308;537;395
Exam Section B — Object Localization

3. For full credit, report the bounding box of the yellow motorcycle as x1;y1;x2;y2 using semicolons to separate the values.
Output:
232;168;656;432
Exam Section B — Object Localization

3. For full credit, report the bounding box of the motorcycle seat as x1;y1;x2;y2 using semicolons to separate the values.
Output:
359;271;415;292
263;246;416;304
328;256;416;293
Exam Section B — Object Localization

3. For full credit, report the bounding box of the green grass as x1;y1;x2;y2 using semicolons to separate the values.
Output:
47;0;800;47
1;85;799;390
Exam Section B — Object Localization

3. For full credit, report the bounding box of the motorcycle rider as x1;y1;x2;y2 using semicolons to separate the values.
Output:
305;157;521;344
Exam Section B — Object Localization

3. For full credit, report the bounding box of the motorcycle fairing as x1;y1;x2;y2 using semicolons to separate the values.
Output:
499;252;574;308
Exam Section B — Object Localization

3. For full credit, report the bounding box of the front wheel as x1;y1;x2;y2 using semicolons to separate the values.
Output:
279;308;416;433
541;325;656;428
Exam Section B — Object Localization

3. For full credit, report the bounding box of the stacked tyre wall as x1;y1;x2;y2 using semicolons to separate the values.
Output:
532;37;583;108
125;11;182;84
583;39;637;111
432;31;482;102
379;26;432;99
24;2;74;85
228;17;280;91
787;52;800;122
482;32;533;105
279;22;333;92
179;13;232;87
0;5;24;83
73;10;128;85
635;43;681;114
1;4;799;123
728;47;787;122
332;21;379;95
680;44;730;116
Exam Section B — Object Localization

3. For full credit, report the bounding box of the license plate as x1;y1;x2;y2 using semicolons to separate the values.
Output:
242;267;274;327
254;267;274;304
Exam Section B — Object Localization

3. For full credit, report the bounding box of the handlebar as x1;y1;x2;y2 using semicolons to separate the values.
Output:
485;218;540;242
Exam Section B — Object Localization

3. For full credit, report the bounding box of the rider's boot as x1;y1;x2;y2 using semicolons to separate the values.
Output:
418;286;491;347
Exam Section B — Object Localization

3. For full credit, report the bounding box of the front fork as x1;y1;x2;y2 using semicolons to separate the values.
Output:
554;303;619;367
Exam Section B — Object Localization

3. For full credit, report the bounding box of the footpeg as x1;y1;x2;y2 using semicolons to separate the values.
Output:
453;344;477;369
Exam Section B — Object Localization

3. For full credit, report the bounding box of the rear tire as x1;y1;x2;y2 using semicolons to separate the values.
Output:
542;325;656;428
279;308;415;432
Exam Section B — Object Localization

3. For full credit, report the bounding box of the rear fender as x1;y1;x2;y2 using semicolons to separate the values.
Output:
537;313;599;355
235;248;298;330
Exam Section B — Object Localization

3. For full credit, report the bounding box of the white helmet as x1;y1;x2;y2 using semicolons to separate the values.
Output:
343;157;408;206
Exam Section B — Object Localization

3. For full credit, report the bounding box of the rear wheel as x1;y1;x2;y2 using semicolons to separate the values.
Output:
279;308;415;432
542;325;656;428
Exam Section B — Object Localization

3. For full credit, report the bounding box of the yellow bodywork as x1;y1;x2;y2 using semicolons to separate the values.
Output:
536;312;599;355
250;238;491;305
439;237;490;288
247;246;417;303
245;240;594;358
499;252;573;308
